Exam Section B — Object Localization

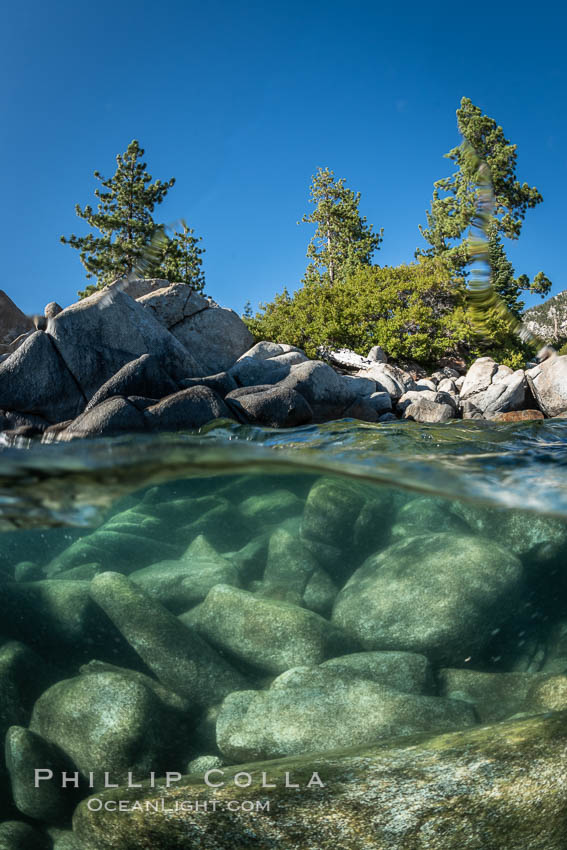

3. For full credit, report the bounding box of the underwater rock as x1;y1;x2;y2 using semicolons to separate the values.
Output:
89;572;246;706
332;532;523;665
78;660;191;715
301;567;338;616
46;507;181;575
224;533;270;584
30;671;179;790
320;650;433;694
192;584;357;674
438;668;550;722
225;385;313;428
389;496;469;540
5;726;78;822
0;582;105;655
129;534;241;612
0;821;50;850
69;711;567;850
0;331;85;423
300;477;367;578
46;828;83;850
179;497;253;552
240;492;304;531
83;353;179;411
185;754;224;775
452;503;567;567
523;674;567;713
144;386;233;431
216;681;474;760
260;519;320;603
47;288;203;400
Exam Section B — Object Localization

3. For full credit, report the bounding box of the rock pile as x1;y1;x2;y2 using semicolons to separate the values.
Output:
1;280;566;440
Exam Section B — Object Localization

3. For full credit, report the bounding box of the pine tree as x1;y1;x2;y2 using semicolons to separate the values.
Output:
418;98;551;303
301;167;383;284
242;300;253;320
158;221;205;292
61;140;175;297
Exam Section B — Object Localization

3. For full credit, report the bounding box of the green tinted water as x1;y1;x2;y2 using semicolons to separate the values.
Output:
1;420;567;844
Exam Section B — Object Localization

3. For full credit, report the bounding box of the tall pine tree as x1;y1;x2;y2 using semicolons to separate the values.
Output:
418;98;551;302
301;167;382;284
61;140;175;297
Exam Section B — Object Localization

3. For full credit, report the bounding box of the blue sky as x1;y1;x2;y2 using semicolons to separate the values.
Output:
1;0;564;317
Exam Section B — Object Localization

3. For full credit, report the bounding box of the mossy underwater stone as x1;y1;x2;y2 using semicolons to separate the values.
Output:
29;671;179;790
438;668;551;723
5;726;79;823
73;711;567;850
192;584;357;674
216;680;474;761
320;650;433;694
0;821;50;850
89;572;246;706
129;534;240;613
332;532;523;665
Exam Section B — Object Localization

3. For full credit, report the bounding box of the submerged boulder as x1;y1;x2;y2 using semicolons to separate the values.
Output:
192;584;356;674
216;680;474;760
332;532;524;665
73;711;567;850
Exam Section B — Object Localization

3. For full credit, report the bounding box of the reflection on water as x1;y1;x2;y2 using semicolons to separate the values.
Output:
1;421;567;837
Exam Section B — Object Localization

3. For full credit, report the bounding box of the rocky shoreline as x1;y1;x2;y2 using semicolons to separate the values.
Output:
1;280;566;442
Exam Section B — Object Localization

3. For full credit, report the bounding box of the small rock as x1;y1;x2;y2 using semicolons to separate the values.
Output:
367;344;388;363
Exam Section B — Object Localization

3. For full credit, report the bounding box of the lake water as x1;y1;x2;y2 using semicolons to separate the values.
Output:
1;418;567;846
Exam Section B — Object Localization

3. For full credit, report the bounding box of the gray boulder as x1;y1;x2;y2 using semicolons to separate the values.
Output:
226;385;313;427
144;386;233;431
529;353;567;416
84;353;179;411
192;584;357;674
180;372;237;397
136;283;208;327
0;291;33;345
170;304;254;374
459;356;498;399
228;356;289;387
403;398;454;423
278;361;359;420
332;532;523;665
60;397;147;440
44;302;63;319
47;289;203;400
360;363;415;400
260;518;319;604
0;332;85;423
466;370;529;417
367;344;388;362
216;681;474;761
